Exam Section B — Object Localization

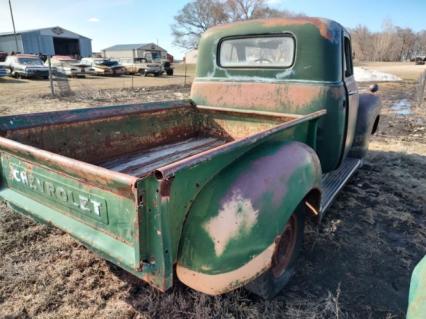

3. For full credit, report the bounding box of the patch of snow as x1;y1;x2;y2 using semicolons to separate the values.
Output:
390;99;411;115
354;67;401;82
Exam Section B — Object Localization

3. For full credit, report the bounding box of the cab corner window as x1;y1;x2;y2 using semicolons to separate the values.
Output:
219;35;295;68
344;37;353;77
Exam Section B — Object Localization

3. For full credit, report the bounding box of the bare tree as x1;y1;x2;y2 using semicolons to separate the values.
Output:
225;0;266;20
397;27;416;61
414;31;426;57
351;25;375;62
171;0;228;49
172;0;303;49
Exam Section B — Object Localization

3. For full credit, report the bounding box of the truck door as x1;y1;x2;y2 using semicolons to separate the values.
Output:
342;33;359;158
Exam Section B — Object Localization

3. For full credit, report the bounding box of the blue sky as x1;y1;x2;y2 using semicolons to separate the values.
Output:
0;0;425;59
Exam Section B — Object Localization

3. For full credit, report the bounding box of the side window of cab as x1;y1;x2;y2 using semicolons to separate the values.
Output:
344;37;353;78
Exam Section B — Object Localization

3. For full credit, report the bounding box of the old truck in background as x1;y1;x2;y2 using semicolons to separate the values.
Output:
117;57;163;77
0;18;381;298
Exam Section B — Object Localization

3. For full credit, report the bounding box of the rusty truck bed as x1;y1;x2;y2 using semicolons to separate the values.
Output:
0;100;305;178
0;99;326;290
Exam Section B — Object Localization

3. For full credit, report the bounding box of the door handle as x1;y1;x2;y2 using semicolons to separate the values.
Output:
348;91;357;96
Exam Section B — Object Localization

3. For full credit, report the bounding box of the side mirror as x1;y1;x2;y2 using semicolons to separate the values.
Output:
369;84;379;93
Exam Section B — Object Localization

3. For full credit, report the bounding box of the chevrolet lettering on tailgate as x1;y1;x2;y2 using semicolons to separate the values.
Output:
7;164;108;223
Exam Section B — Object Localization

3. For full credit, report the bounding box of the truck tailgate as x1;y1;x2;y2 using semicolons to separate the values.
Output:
0;140;142;273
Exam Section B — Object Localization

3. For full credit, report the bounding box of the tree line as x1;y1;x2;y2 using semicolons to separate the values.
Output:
351;21;426;62
172;0;425;62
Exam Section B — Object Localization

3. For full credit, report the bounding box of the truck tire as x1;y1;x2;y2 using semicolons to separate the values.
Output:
244;203;305;299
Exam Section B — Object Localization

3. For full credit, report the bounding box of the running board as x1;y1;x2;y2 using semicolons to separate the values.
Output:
320;157;362;214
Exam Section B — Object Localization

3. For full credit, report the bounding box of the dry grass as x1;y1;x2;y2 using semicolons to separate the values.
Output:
0;74;425;318
359;62;426;80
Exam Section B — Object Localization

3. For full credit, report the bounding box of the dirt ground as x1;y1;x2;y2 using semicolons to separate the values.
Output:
0;63;194;114
0;66;425;318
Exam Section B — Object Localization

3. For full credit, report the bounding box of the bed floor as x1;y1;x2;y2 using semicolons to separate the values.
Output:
99;137;227;177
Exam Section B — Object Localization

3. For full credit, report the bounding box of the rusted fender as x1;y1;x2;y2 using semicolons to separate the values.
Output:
176;141;322;295
349;93;382;159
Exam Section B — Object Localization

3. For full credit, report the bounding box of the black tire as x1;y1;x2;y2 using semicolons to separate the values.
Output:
245;203;305;299
167;69;174;76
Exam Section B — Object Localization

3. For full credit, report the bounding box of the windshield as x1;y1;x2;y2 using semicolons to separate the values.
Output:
95;60;118;66
150;51;161;62
219;36;295;68
17;58;44;66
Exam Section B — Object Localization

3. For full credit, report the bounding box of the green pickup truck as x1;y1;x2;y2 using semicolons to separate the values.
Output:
0;17;381;299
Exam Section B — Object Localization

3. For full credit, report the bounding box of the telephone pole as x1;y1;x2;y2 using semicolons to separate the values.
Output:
8;0;19;52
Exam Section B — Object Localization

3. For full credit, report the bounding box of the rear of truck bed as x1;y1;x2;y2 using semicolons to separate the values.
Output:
0;100;325;289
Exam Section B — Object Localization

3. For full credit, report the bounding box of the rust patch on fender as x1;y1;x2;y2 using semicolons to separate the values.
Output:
176;242;276;295
159;177;174;198
203;191;259;256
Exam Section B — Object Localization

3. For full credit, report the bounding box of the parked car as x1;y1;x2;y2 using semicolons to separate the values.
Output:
4;54;49;79
118;58;162;76
48;56;94;78
0;63;8;78
80;58;126;76
0;17;381;298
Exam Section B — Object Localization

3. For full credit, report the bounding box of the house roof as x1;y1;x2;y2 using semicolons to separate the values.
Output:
103;43;167;52
0;26;91;39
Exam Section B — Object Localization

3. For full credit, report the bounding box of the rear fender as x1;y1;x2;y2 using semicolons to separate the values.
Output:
349;93;382;159
176;141;322;295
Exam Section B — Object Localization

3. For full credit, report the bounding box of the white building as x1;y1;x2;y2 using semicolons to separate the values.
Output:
102;43;167;61
185;49;198;64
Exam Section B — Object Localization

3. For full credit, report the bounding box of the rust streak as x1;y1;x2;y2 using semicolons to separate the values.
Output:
192;82;323;112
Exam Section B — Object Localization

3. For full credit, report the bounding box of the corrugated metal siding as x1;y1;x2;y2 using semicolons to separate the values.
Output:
0;34;23;52
1;28;92;56
79;38;92;57
21;32;54;55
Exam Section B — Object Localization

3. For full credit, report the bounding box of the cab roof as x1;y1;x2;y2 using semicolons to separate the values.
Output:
204;17;345;41
196;17;345;83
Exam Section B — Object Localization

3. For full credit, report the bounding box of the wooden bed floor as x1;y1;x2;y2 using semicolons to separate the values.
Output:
99;137;227;177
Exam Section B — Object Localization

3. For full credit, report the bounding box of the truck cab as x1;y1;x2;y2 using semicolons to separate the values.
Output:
0;17;381;299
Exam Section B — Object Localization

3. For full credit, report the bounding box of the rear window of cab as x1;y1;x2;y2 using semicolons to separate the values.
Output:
218;35;295;68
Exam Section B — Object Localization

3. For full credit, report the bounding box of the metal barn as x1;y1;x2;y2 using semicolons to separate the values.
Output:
102;43;167;60
0;26;92;57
